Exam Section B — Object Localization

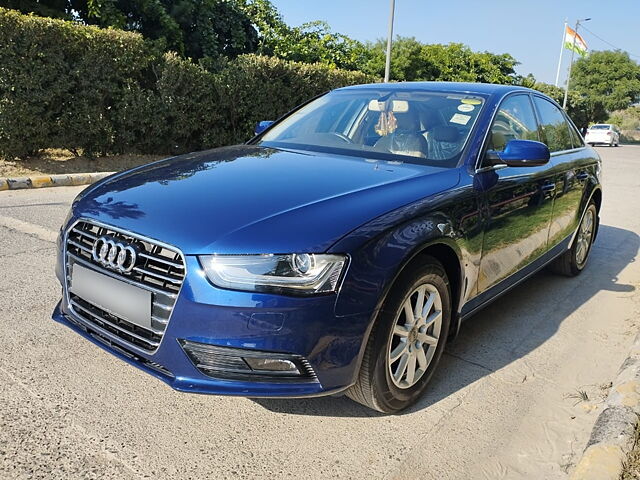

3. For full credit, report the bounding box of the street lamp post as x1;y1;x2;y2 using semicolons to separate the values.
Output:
562;17;590;109
384;0;396;83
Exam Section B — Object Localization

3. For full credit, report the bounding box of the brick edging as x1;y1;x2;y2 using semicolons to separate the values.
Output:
0;172;115;191
570;332;640;479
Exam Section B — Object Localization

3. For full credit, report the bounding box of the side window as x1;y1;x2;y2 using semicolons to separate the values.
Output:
533;97;574;152
566;117;584;149
489;95;539;152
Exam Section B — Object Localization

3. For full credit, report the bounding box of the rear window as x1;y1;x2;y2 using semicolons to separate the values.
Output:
589;125;611;130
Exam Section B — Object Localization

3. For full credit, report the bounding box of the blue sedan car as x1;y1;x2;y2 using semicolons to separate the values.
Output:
53;82;601;412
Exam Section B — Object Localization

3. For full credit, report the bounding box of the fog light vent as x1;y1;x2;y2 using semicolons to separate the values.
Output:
244;357;299;374
179;339;317;383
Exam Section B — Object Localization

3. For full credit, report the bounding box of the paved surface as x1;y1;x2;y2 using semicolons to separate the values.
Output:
0;146;639;480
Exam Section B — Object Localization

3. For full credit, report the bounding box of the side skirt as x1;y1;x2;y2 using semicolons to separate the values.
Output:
459;235;571;322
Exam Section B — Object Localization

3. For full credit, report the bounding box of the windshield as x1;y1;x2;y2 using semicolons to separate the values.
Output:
257;89;486;167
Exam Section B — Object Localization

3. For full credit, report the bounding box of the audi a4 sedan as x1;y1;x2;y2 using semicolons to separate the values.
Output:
53;82;602;412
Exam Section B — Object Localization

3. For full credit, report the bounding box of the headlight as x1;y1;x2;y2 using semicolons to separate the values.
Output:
199;254;347;295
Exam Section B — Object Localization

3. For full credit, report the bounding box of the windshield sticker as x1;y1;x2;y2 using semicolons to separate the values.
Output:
458;104;475;112
461;98;482;105
450;113;471;125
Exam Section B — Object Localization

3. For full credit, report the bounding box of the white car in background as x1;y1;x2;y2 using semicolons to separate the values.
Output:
584;124;620;147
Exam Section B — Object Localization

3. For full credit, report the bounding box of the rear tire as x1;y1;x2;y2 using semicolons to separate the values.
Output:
346;257;451;413
549;202;597;276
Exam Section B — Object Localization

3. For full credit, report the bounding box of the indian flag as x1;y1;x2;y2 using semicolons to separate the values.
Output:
565;25;588;56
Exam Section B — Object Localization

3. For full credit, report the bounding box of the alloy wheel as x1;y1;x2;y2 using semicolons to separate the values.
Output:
576;208;595;267
387;283;443;389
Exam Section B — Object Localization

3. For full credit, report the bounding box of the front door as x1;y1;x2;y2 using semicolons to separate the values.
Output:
476;94;556;293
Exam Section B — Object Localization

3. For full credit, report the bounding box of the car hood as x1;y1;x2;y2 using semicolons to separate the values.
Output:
73;146;460;254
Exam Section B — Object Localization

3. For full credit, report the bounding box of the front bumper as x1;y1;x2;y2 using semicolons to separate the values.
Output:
53;255;374;398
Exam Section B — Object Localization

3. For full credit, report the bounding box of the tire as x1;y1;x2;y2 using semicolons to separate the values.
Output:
549;202;597;276
346;257;451;413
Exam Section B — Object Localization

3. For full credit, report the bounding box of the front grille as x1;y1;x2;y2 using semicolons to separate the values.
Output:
65;313;174;377
64;220;185;353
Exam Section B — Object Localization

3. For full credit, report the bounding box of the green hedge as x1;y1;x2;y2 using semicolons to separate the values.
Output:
0;8;373;159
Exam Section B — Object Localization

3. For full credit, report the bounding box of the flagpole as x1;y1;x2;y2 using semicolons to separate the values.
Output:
554;20;567;87
384;0;396;83
563;18;590;109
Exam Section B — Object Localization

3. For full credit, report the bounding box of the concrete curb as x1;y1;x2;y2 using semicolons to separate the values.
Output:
0;172;115;191
570;332;640;480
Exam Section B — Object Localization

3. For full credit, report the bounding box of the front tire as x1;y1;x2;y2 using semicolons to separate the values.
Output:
346;257;451;413
549;202;597;276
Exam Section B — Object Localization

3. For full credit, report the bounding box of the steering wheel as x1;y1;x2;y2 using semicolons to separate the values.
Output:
329;133;353;144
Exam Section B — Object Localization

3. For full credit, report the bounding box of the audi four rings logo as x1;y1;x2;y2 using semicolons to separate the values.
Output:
92;236;138;273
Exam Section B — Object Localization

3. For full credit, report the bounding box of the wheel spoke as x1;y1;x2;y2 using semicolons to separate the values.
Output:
418;332;438;346
585;212;593;231
393;324;409;337
405;353;417;385
416;346;428;369
413;286;426;321
424;310;442;328
403;299;413;325
420;292;436;320
390;341;407;363
393;353;409;382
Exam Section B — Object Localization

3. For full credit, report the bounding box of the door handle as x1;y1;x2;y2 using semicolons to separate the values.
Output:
576;172;589;181
541;183;556;192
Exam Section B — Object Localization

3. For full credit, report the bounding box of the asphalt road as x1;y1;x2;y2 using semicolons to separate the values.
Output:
1;146;639;480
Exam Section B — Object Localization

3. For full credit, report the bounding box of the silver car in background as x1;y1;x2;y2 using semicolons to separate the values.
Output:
585;124;621;147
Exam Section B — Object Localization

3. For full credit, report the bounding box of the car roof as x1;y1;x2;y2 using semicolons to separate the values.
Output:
335;81;532;96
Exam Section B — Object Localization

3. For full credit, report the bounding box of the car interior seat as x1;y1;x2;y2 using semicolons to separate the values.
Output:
427;125;461;160
373;110;429;158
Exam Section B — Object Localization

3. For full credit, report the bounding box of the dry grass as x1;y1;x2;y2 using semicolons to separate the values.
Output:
0;149;165;177
620;416;640;479
565;389;590;406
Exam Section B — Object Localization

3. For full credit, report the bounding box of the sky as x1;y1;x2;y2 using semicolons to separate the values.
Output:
270;0;640;85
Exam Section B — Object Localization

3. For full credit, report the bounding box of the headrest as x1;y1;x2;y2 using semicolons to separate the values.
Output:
431;126;459;143
394;111;420;132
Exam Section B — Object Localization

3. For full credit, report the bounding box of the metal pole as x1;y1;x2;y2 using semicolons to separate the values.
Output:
562;20;579;109
384;0;396;83
554;20;567;87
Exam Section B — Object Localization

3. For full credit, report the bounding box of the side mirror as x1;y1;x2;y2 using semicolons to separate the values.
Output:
486;139;550;167
254;120;274;136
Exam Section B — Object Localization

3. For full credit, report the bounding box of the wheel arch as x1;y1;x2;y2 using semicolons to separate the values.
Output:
589;186;602;241
378;239;465;341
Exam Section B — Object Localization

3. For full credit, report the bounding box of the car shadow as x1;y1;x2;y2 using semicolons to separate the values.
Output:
252;224;638;417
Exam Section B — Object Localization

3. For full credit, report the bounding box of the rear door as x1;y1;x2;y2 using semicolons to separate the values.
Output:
476;93;556;294
532;95;597;249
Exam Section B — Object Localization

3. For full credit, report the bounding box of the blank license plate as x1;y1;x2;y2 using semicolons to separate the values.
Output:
70;263;152;329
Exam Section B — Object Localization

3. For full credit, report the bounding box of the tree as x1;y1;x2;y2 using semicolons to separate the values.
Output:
1;0;68;18
238;0;369;70
359;37;519;84
0;0;259;59
608;106;640;131
532;82;604;130
571;50;640;112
